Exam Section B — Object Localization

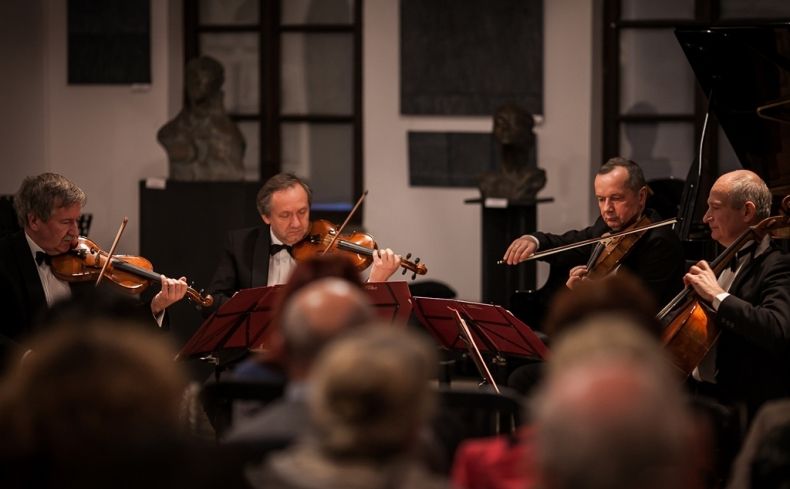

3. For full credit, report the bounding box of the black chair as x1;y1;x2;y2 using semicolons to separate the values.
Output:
0;195;20;239
199;380;285;439
436;386;524;437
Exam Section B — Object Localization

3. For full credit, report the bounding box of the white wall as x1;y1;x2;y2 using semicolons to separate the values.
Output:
1;0;596;303
0;1;176;254
363;0;595;301
0;0;47;189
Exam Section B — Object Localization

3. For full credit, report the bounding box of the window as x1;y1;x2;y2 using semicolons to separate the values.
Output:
185;0;363;214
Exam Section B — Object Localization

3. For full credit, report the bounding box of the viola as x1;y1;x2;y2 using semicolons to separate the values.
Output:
49;236;214;308
584;214;653;280
292;219;428;279
660;195;790;376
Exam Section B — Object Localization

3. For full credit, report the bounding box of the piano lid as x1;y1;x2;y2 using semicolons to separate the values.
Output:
676;25;790;195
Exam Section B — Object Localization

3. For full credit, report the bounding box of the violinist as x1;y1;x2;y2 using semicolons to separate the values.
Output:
684;170;790;419
502;157;684;307
0;173;188;368
207;173;401;311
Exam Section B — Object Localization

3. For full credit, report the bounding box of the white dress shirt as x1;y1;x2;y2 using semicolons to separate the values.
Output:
267;231;296;286
25;233;71;307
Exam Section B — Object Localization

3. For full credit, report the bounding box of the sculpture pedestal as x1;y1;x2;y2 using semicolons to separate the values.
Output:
465;197;553;307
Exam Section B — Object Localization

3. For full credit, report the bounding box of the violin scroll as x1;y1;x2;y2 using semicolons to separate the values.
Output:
400;252;428;280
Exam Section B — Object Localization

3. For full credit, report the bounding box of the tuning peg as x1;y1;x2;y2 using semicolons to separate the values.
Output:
414;257;421;264
406;252;412;260
411;271;417;280
401;268;407;275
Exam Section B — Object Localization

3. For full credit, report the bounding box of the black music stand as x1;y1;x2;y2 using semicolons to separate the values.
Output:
177;285;285;366
413;297;549;362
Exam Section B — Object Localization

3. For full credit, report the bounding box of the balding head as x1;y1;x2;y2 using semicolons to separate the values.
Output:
533;316;693;489
281;278;374;376
712;170;771;221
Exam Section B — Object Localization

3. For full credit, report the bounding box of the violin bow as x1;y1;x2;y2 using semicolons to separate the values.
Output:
321;190;369;255
95;217;128;287
497;217;678;265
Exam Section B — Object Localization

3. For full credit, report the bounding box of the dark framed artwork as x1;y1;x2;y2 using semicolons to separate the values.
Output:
401;0;543;115
67;0;151;84
408;131;497;187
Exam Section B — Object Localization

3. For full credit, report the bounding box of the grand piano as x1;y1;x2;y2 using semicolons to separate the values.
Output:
675;24;790;233
511;25;790;332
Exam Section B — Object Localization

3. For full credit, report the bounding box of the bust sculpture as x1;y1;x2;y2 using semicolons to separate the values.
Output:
478;103;546;201
157;56;245;181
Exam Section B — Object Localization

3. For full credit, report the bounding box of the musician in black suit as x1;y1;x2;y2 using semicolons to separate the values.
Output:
0;173;188;369
207;173;401;311
684;170;790;419
502;157;684;307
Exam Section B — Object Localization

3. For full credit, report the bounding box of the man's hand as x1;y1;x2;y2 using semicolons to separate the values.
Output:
151;275;188;315
502;236;538;265
566;265;589;290
684;260;724;304
369;248;401;282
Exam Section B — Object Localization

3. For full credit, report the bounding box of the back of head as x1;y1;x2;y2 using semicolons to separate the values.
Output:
533;315;693;489
308;326;437;459
14;173;86;228
281;277;373;372
0;320;187;485
544;271;661;338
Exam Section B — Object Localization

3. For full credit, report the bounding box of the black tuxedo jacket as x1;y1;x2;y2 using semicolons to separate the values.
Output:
207;225;273;313
0;231;166;369
715;242;790;417
531;209;685;307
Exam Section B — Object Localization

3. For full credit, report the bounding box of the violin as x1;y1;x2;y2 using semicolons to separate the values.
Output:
50;236;214;308
660;195;790;376
292;219;428;279
584;214;653;280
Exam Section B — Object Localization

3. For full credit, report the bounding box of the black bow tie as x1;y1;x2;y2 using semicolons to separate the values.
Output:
270;244;293;256
729;242;757;272
35;251;52;266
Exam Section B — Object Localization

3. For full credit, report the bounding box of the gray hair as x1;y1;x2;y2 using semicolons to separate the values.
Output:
255;173;312;217
309;327;437;458
532;315;693;489
14;173;86;228
727;171;772;220
597;157;646;193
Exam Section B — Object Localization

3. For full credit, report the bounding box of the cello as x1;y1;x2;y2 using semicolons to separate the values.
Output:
659;195;790;376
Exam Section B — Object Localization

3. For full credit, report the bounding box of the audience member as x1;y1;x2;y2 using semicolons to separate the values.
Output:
223;277;374;443
727;399;790;489
249;326;447;489
531;315;695;489
0;319;188;488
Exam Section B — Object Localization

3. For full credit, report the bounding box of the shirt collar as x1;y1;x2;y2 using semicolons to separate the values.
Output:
24;232;47;266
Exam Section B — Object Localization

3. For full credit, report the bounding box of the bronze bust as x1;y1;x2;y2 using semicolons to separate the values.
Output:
478;103;546;201
158;56;245;181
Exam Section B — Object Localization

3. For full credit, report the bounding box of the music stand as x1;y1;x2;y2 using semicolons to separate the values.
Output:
412;297;549;361
363;281;413;324
179;282;415;365
177;285;285;363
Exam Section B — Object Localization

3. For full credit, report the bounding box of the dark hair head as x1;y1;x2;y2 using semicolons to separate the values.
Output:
544;271;660;338
597;157;646;193
14;173;86;228
255;173;312;216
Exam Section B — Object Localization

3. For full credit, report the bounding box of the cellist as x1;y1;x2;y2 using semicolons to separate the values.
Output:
683;170;790;420
502;157;684;307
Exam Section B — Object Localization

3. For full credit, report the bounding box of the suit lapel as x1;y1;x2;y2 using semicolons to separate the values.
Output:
251;226;271;287
12;232;47;314
728;249;769;297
